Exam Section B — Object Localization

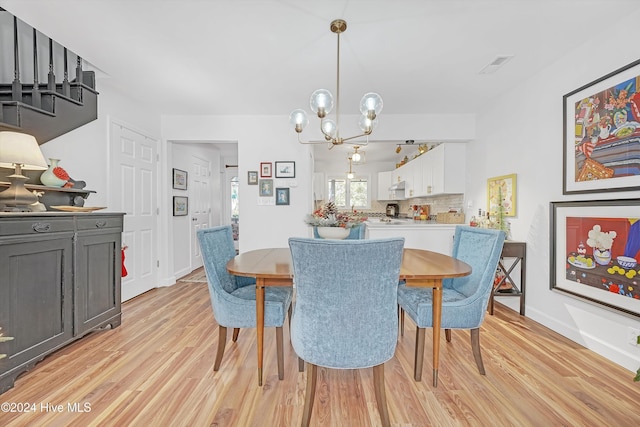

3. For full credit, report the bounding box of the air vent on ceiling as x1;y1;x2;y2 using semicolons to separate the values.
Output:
478;55;514;74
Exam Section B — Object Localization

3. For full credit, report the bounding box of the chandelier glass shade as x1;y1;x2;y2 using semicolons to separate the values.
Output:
290;19;383;147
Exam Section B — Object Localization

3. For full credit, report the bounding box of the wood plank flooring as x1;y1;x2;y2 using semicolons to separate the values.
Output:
1;270;639;426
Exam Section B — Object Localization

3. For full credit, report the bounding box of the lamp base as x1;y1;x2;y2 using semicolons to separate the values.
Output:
0;174;38;212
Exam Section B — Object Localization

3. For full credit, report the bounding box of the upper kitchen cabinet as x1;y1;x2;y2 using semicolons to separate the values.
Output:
391;142;466;199
377;170;393;200
427;143;465;195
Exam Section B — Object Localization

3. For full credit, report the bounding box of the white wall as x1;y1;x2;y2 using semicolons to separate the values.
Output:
464;10;640;372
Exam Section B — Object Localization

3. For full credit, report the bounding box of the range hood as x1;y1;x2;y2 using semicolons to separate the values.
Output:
389;181;406;191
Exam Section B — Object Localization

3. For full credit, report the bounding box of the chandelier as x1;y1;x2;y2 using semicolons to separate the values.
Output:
289;19;383;147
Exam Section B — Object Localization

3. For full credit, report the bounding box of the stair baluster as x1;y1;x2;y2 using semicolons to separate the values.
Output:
47;38;56;91
11;16;21;102
62;47;70;97
31;29;42;109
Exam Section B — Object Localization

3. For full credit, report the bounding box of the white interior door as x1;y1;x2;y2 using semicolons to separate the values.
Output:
190;155;211;269
109;120;158;301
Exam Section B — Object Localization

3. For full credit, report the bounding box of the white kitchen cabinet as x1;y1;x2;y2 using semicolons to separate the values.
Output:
396;142;465;198
428;143;465;195
377;170;393;200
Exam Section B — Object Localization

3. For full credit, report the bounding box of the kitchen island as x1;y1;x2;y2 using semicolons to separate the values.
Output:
366;218;457;254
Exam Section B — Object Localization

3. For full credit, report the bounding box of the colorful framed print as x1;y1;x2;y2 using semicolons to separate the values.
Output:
275;187;290;205
275;161;296;178
248;171;258;185
563;58;640;195
173;196;188;216
172;168;188;190
259;179;273;197
260;162;272;178
487;173;517;217
550;199;640;317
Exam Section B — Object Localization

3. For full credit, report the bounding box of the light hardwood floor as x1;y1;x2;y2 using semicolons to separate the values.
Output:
1;270;639;426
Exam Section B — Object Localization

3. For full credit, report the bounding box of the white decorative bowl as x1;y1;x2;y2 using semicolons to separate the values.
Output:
316;226;350;240
617;256;637;269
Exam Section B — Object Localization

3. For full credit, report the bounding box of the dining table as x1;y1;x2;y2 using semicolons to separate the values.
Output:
226;247;472;387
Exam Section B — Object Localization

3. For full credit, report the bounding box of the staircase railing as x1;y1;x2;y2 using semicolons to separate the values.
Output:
0;7;98;144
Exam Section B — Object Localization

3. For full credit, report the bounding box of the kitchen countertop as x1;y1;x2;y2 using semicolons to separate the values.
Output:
365;218;457;228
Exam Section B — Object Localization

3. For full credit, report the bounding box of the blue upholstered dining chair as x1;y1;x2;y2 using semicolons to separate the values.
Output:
288;237;404;427
197;226;294;380
312;224;366;239
397;225;505;382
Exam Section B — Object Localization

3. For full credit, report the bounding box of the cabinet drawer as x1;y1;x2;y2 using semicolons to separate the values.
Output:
502;241;525;258
76;215;123;231
0;217;75;236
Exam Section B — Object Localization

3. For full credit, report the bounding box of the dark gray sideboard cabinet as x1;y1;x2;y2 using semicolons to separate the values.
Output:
0;212;124;394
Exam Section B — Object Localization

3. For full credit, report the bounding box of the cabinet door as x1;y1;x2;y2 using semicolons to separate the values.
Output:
377;171;393;200
75;230;122;335
0;233;74;391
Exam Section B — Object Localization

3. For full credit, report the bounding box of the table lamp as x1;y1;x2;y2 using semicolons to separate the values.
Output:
0;131;48;211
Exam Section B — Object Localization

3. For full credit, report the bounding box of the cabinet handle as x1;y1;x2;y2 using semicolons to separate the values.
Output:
32;222;51;233
95;220;107;228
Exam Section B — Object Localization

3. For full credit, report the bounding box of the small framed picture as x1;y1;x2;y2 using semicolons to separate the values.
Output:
248;171;258;185
260;162;272;177
259;179;273;197
275;187;290;205
172;168;188;190
275;161;296;178
173;196;188;216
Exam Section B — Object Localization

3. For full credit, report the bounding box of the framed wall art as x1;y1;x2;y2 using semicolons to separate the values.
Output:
248;171;258;185
172;168;188;190
550;199;640;317
563;58;640;195
487;173;517;217
275;187;290;205
275;161;296;178
173;196;188;216
260;162;272;177
259;179;273;197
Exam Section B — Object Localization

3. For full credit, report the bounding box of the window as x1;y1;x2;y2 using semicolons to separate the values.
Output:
327;175;370;209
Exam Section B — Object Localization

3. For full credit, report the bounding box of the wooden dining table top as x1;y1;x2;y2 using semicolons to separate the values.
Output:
227;247;472;283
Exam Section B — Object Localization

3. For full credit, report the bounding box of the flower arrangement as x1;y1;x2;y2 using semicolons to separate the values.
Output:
586;224;617;251
305;201;367;228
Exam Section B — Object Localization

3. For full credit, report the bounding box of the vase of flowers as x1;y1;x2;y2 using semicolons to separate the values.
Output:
586;224;616;266
305;201;367;239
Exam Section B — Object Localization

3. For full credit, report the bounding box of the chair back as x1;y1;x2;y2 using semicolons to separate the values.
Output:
313;224;366;239
445;226;505;323
197;226;250;326
288;237;404;369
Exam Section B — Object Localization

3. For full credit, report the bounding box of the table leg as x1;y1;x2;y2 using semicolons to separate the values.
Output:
432;283;442;387
256;278;265;386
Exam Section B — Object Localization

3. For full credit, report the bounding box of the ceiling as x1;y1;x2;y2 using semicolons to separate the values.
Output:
2;0;638;164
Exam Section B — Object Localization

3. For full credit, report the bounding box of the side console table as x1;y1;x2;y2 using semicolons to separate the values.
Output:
489;240;526;316
0;212;124;394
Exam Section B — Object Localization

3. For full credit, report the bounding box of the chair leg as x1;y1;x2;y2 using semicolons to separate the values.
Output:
298;357;305;372
214;326;227;371
232;328;240;342
301;363;318;427
414;326;425;381
399;307;405;337
445;328;452;342
470;328;486;375
373;364;391;427
276;326;284;380
288;305;293;330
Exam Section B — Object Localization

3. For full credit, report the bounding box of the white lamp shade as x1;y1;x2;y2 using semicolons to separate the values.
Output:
0;132;48;170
